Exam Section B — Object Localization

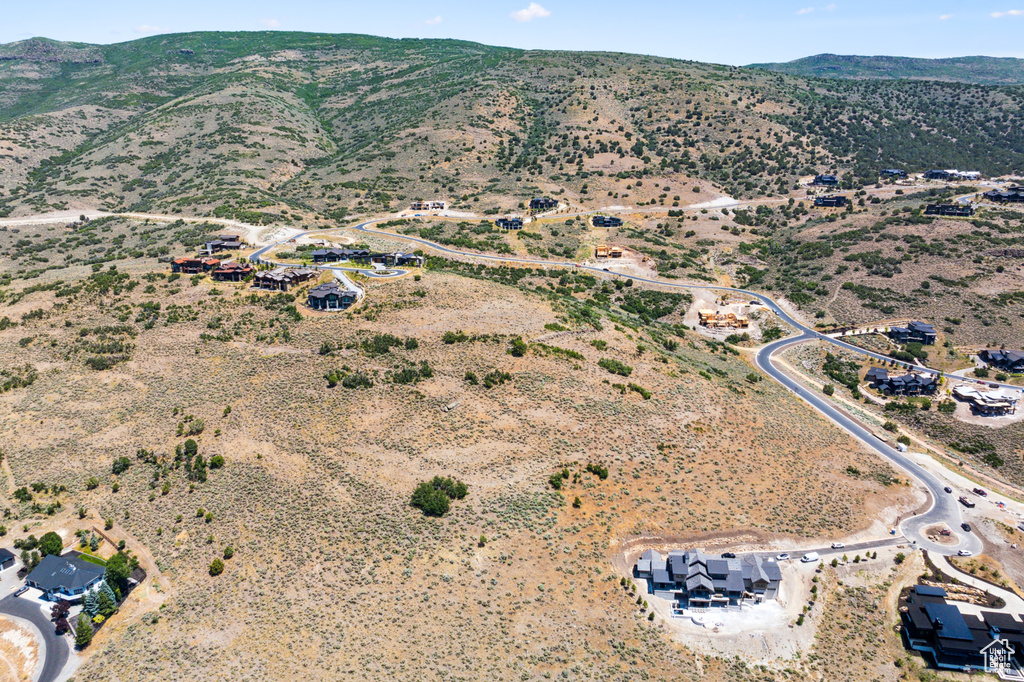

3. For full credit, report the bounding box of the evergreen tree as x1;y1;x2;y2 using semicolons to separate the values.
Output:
96;590;116;618
83;589;98;616
74;613;93;649
100;580;118;606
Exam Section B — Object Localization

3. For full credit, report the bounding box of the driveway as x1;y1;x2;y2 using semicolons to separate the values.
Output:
0;592;69;682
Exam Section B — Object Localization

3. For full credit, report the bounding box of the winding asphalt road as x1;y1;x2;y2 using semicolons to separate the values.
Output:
0;594;68;682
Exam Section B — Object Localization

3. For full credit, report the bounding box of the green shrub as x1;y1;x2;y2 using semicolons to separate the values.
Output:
598;358;632;376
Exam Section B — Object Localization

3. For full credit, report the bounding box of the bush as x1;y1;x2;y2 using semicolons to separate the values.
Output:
112;457;131;475
223;546;234;560
209;455;225;469
598;358;632;376
464;371;478;385
509;337;528;357
586;463;609;480
974;367;990;379
822;384;835;396
209;558;224;576
410;476;469;517
883;421;898;433
894;553;905;565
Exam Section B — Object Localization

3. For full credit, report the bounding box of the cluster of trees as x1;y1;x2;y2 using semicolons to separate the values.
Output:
585;463;609;480
410;476;469;517
598;358;632;377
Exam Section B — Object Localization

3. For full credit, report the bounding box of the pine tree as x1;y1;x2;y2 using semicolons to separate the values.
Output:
100;581;118;606
83;589;98;616
74;613;93;649
96;590;116;618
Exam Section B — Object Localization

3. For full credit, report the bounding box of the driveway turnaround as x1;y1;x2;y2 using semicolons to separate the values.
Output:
0;594;69;682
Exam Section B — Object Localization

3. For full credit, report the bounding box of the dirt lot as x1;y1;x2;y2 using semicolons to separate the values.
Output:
0;615;38;682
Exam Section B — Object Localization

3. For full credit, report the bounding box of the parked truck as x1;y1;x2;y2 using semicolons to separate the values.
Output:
959;496;976;508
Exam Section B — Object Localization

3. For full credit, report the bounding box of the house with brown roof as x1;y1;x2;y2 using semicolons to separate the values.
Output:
254;267;317;291
211;262;255;282
172;257;220;274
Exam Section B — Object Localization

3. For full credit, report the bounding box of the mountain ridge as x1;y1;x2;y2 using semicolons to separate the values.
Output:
748;53;1024;85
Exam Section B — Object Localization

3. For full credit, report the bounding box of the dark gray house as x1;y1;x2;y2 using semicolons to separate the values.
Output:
814;195;847;208
925;204;974;217
812;174;839;186
0;548;15;571
592;215;623;228
529;197;558;211
635;548;781;609
979;349;1024;372
889;320;937;345
881;168;907;178
983;188;1024;204
25;554;105;602
496;217;524;230
866;368;938;396
307;282;358;311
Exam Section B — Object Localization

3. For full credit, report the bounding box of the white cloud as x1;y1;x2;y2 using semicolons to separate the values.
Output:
825;3;837;10
425;15;443;25
991;9;1024;17
939;13;954;20
511;3;551;22
259;18;281;28
133;25;167;34
796;7;814;15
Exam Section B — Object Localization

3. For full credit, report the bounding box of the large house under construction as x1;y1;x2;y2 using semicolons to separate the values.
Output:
698;309;749;329
594;245;623;258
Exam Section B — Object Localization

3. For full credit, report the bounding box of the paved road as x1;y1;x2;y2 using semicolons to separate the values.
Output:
755;333;983;556
0;594;68;682
747;536;908;563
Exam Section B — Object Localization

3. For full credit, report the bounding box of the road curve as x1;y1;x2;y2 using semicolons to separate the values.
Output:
756;333;983;556
0;594;69;682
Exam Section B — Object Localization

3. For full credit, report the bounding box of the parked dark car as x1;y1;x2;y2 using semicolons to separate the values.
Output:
962;522;972;532
973;488;988;497
13;586;28;597
944;487;952;493
721;552;736;559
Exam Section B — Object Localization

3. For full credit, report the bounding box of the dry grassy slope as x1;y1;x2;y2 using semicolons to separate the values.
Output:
771;200;1024;347
0;261;914;681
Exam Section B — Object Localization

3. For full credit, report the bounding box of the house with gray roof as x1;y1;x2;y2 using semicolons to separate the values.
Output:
635;548;781;609
25;553;105;602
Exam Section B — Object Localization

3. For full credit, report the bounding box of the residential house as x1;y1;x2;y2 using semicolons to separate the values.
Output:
983;187;1024;204
901;584;1024;672
866;368;938;396
812;174;839;186
635;548;781;609
25;553;105;603
979;349;1024;372
254;267;318;291
495;217;524;230
409;200;446;211
953;384;1019;416
529;197;558;211
311;248;371;264
924;170;981;182
925;204;974;217
172;257;220;274
307;282;359;311
814;195;847;208
881;168;907;178
200;234;244;255
0;548;15;571
888;320;937;345
211;262;254;282
592;215;623;228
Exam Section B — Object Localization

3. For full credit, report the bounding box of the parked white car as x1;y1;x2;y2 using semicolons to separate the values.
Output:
800;552;820;563
776;553;790;561
831;542;845;549
958;550;974;557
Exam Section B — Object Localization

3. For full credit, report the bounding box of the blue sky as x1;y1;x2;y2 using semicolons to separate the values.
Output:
2;1;1023;65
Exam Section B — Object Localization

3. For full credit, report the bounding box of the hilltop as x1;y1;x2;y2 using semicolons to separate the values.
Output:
748;53;1024;85
0;32;1022;225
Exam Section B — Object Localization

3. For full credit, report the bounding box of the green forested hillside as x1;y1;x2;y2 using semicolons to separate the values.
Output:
749;54;1024;85
0;33;1022;222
